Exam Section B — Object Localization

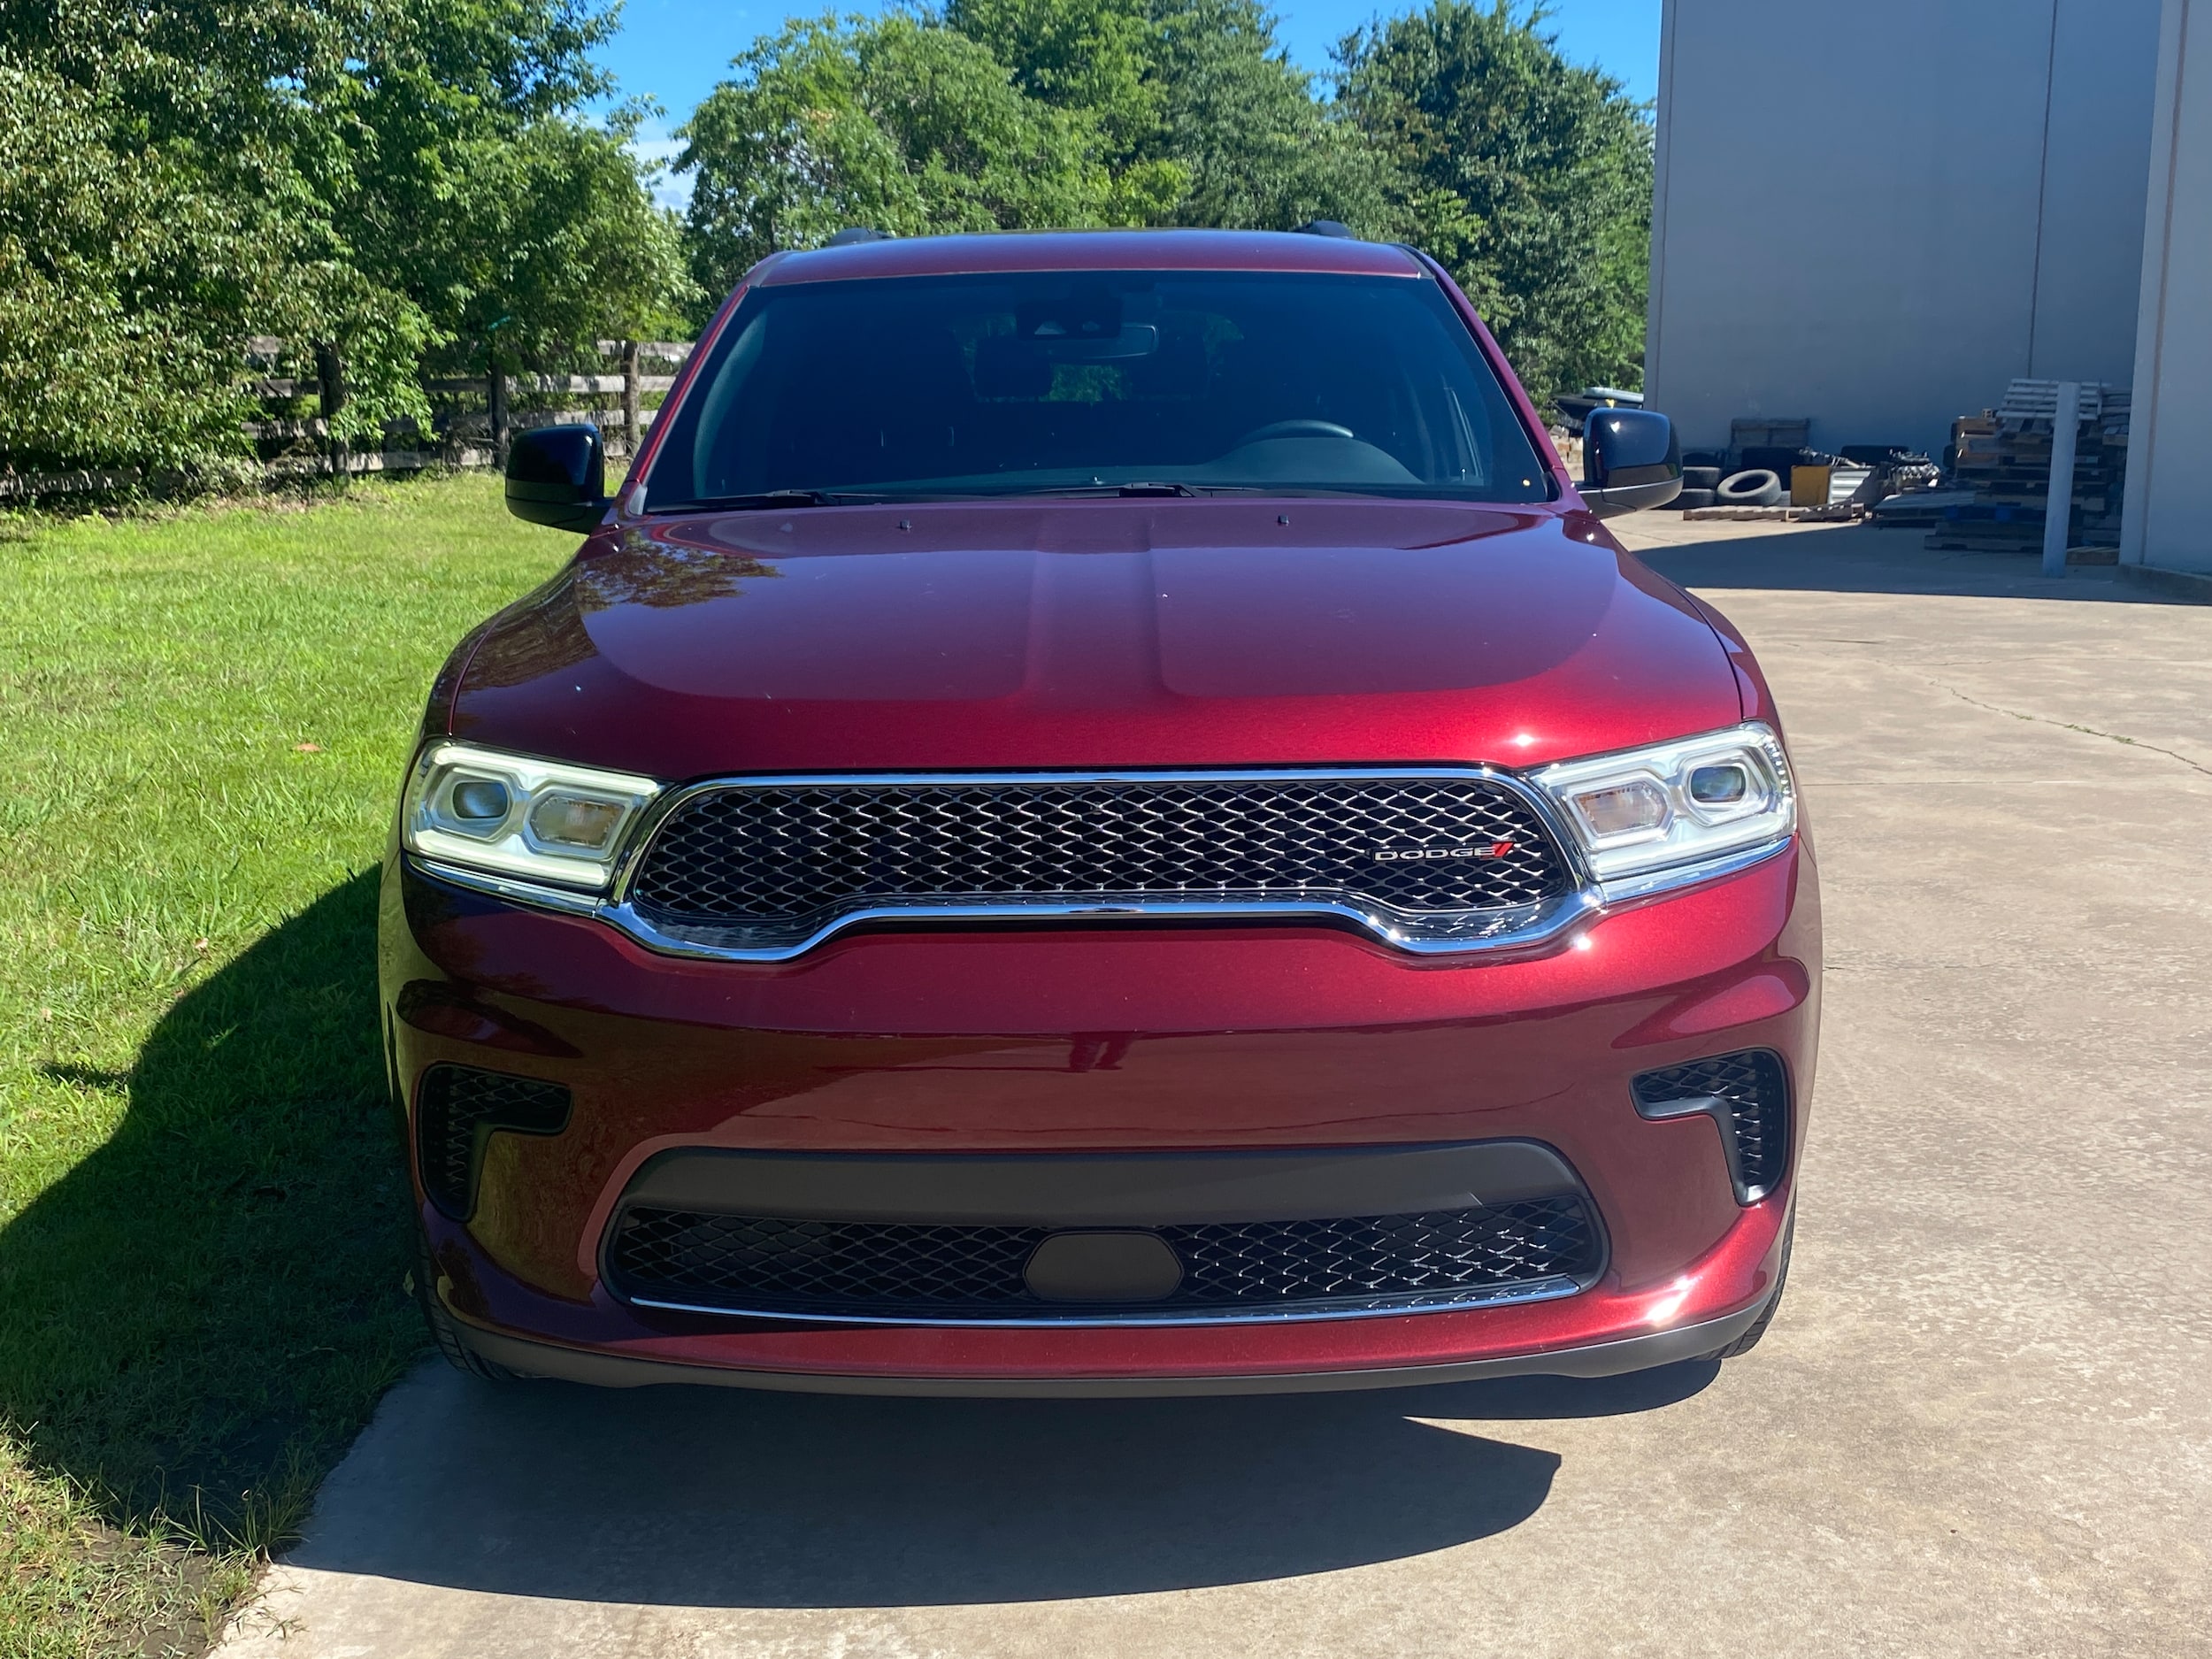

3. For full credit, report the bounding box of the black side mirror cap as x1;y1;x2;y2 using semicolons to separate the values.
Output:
1580;407;1683;518
505;425;611;532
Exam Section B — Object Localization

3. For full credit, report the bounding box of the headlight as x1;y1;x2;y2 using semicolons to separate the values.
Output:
402;741;662;892
1533;723;1796;887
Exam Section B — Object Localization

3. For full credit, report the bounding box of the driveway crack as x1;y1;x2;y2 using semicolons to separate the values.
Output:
1920;676;2212;777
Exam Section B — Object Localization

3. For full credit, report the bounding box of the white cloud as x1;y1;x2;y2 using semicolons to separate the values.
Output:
628;116;695;213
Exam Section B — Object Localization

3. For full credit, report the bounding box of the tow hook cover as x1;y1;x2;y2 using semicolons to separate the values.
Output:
1024;1232;1186;1302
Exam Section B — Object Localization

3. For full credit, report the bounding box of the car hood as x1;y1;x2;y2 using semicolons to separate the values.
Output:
449;499;1741;778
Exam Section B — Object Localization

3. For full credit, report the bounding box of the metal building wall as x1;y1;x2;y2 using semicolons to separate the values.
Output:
2123;0;2212;574
1646;0;2163;457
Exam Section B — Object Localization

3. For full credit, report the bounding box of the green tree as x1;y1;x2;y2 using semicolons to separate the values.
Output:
946;0;1384;234
2;0;687;474
678;12;1119;305
1336;0;1653;403
291;2;685;386
944;0;1164;157
426;112;696;383
1148;0;1387;233
678;0;1392;312
4;0;618;447
0;59;273;473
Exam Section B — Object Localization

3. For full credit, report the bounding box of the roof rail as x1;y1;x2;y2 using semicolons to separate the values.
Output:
1293;219;1357;240
824;227;891;247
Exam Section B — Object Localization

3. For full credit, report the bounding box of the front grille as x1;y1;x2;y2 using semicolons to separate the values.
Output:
416;1064;572;1219
604;1196;1601;1324
624;772;1575;954
1632;1050;1791;1203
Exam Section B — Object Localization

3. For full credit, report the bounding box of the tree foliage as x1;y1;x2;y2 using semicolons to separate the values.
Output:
680;0;1394;311
1336;0;1653;400
679;0;1647;403
1;0;1650;479
1154;0;1390;234
942;0;1389;232
946;0;1165;158
679;13;1119;300
0;58;277;472
0;0;689;475
430;113;696;373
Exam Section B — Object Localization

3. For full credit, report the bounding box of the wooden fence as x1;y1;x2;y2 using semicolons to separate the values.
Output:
0;339;696;503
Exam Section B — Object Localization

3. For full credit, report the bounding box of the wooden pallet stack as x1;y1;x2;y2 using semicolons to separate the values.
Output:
1927;380;2130;555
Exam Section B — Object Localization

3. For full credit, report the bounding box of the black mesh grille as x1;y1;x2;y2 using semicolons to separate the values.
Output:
1632;1050;1791;1203
626;774;1574;951
1166;1207;1596;1302
605;1197;1600;1322
416;1064;572;1220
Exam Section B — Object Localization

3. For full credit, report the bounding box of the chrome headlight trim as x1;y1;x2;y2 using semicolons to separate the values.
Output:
1531;723;1797;891
401;741;663;894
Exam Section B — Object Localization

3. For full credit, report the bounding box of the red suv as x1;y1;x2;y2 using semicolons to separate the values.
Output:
384;228;1817;1394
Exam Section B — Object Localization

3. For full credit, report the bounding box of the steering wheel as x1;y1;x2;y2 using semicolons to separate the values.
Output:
1233;419;1357;445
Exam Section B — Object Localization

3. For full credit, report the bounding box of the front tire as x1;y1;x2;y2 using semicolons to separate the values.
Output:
1701;1214;1793;1361
413;1233;526;1382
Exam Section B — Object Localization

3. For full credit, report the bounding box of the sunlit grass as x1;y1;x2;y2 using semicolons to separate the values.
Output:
0;474;567;1655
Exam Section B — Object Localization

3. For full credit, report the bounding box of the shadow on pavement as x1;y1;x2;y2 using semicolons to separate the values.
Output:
1632;522;2200;604
4;864;1713;1598
286;1358;1713;1605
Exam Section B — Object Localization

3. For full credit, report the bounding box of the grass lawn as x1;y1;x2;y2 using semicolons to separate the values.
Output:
0;475;566;1655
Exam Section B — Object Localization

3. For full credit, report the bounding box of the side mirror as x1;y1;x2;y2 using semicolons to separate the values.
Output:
505;425;610;532
1580;408;1682;517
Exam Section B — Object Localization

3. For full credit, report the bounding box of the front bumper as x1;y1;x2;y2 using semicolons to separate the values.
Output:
381;837;1818;1391
455;1298;1777;1395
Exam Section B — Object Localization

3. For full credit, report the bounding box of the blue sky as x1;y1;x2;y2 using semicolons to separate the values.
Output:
606;0;1662;196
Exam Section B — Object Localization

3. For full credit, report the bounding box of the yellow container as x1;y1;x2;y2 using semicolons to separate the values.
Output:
1790;465;1832;507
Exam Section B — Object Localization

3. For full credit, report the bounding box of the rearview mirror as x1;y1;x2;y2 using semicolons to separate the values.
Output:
1580;408;1682;518
505;426;611;532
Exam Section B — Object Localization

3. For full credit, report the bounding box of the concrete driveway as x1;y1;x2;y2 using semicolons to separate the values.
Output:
220;523;2212;1657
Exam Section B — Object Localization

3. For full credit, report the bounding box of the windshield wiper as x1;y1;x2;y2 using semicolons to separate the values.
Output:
663;489;879;511
1006;481;1239;498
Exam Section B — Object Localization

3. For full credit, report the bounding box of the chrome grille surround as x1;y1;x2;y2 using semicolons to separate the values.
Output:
595;767;1601;963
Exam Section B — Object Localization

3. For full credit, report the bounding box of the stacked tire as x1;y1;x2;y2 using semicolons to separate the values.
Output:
1678;465;1722;511
1716;469;1785;507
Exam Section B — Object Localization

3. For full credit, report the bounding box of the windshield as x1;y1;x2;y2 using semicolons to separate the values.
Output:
645;270;1553;509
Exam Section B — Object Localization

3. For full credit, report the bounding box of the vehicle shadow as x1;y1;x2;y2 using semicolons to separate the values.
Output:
281;1356;1717;1606
4;867;1717;1601
1630;521;2203;604
0;871;424;1540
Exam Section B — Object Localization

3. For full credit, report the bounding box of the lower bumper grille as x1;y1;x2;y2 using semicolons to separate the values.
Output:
1631;1049;1791;1204
417;1064;572;1220
605;1196;1601;1325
